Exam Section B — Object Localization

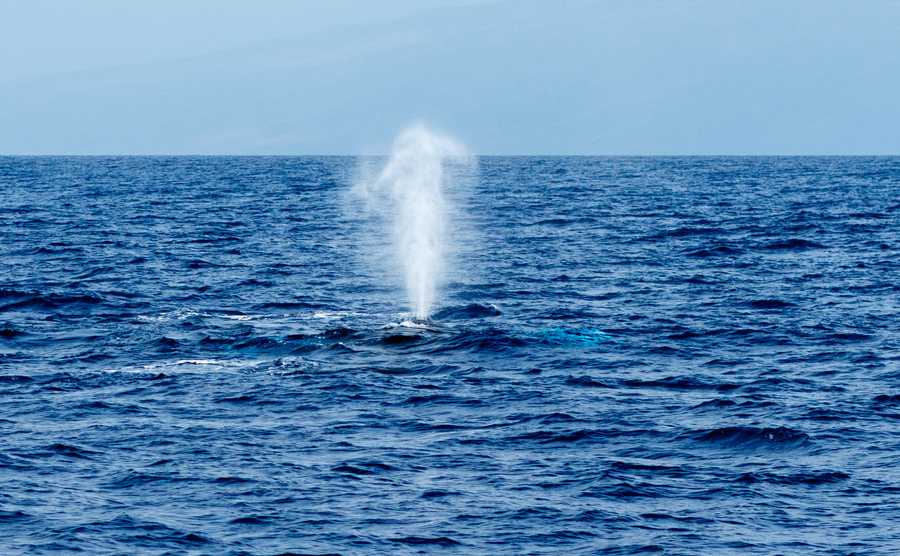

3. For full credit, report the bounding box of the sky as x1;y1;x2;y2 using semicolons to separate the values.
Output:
1;0;898;155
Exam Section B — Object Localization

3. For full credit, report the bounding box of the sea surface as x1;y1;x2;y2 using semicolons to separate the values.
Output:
2;156;899;555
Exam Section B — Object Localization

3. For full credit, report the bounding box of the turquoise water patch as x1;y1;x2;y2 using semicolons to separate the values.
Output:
535;327;613;346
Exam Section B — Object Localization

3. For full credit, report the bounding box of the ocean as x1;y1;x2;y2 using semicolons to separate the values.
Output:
1;156;899;554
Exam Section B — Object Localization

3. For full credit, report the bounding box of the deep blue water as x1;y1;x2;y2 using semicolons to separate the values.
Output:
2;156;900;555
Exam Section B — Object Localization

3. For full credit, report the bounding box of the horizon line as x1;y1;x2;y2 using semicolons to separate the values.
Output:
2;153;899;158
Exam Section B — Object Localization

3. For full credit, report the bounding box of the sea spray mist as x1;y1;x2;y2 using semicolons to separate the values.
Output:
352;124;473;320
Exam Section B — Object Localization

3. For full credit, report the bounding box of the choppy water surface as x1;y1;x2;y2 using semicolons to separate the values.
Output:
2;156;899;555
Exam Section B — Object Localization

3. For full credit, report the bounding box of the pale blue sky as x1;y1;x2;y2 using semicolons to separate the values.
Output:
1;0;898;154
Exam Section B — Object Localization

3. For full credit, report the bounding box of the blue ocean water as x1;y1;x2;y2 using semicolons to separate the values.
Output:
1;156;899;555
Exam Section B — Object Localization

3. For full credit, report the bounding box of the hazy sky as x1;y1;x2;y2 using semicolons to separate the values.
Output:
2;0;899;154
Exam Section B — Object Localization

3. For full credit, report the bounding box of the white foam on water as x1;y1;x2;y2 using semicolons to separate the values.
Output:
100;358;253;374
219;314;256;321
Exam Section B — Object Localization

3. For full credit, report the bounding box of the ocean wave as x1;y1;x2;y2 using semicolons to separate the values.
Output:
683;426;810;449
